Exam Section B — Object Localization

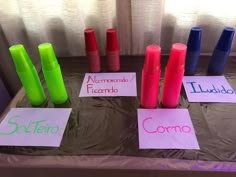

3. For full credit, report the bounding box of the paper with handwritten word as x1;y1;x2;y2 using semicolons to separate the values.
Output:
0;108;72;147
79;73;137;97
137;109;199;149
183;76;236;102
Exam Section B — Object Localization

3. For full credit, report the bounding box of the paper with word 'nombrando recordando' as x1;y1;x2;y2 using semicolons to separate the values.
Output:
79;72;137;97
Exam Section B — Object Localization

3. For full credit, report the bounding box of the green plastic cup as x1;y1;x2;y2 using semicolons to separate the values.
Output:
38;43;68;105
9;44;46;106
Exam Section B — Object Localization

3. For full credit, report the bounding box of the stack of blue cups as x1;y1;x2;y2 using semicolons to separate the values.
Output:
207;27;235;75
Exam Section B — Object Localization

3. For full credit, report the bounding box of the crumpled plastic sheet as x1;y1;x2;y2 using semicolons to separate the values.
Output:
0;56;236;164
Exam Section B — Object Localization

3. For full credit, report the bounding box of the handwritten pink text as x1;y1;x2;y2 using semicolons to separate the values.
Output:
142;117;192;134
86;75;128;84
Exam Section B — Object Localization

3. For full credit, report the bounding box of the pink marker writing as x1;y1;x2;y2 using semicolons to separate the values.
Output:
142;117;191;134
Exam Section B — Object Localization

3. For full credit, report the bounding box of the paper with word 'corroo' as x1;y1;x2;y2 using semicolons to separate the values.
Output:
183;76;236;103
0;108;72;147
137;109;200;149
79;72;137;97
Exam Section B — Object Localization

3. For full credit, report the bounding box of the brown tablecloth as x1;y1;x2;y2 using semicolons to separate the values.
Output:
1;56;236;177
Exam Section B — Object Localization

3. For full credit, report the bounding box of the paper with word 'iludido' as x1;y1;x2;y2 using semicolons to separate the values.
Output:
0;108;71;147
79;73;137;97
183;76;236;103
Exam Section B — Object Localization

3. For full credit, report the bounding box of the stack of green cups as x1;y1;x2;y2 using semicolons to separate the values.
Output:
9;45;46;106
38;43;68;105
9;43;68;106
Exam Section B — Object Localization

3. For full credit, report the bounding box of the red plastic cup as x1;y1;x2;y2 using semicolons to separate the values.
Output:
106;28;120;72
84;28;101;72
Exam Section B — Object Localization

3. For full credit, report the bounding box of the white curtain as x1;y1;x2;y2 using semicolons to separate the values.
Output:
0;0;236;94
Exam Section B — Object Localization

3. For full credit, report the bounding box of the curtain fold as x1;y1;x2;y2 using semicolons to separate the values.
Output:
0;77;11;114
130;0;164;55
0;0;236;95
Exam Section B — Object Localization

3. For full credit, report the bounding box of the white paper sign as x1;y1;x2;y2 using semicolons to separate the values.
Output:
79;72;137;97
0;108;72;147
183;76;236;102
138;109;200;149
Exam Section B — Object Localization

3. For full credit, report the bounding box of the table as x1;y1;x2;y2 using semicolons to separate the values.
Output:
1;56;236;177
